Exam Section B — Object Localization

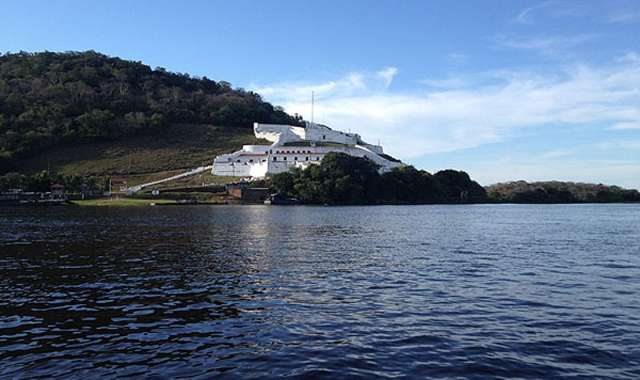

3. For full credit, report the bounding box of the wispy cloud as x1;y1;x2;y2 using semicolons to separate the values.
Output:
251;54;640;161
607;10;640;24
254;69;389;102
539;148;575;159
446;53;468;65
513;1;555;24
611;121;640;130
595;139;640;151
512;2;639;26
512;1;589;24
419;77;470;89
494;33;598;55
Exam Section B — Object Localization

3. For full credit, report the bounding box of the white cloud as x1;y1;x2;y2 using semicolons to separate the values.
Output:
376;67;398;88
253;69;381;102
251;55;640;163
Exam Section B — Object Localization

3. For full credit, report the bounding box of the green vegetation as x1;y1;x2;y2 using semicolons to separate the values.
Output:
486;181;640;203
0;170;103;192
269;152;487;205
0;51;301;173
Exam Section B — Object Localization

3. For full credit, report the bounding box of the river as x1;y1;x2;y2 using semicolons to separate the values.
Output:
1;204;639;379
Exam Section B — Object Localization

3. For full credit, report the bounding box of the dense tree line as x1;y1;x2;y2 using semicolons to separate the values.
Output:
0;51;302;172
486;181;640;203
0;171;103;193
269;153;487;205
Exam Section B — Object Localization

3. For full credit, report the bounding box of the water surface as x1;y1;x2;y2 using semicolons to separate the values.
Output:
1;204;639;379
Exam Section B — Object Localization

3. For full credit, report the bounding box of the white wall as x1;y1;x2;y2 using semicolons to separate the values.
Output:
213;122;403;177
304;123;359;145
254;123;305;144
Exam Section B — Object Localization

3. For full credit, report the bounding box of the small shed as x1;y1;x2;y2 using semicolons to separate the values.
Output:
50;183;65;199
226;183;270;203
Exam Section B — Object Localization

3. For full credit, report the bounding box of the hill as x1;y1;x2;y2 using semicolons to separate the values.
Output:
0;51;301;174
486;181;640;203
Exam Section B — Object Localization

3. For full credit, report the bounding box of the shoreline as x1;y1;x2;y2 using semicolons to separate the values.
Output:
64;199;640;207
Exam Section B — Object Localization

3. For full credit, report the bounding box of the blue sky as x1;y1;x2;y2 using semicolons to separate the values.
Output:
2;0;639;188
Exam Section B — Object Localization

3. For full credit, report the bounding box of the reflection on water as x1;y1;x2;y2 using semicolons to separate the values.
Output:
1;204;639;379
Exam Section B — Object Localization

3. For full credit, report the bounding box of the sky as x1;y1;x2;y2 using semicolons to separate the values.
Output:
2;0;639;188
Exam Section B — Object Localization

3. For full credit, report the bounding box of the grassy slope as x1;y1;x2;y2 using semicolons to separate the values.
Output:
19;123;263;187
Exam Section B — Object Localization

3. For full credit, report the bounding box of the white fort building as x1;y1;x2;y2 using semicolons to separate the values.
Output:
212;122;403;178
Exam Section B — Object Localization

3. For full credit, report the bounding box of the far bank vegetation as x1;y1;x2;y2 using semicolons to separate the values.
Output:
486;181;640;203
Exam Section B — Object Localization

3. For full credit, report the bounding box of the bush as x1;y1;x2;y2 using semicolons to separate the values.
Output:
0;171;103;193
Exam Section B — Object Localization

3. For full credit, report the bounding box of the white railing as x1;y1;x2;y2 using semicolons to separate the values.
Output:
125;165;213;193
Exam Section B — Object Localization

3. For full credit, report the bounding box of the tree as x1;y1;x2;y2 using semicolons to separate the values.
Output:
267;153;487;205
434;169;487;203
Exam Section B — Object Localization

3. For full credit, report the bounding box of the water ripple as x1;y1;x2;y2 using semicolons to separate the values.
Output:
0;204;639;379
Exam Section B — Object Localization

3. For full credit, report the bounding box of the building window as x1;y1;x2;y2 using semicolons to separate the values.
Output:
269;150;272;154
305;157;309;161
249;159;253;163
273;157;277;161
283;157;287;161
323;135;326;140
294;157;297;161
236;159;241;163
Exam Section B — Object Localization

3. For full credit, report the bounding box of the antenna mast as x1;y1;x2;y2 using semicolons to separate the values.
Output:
311;91;315;123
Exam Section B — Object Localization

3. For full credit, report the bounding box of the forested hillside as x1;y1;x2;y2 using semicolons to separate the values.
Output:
0;51;301;172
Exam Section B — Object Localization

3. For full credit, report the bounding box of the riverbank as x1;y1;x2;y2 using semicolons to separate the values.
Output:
69;197;236;207
70;198;177;207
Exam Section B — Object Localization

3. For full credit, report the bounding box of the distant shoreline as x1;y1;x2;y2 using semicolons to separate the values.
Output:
16;199;640;207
